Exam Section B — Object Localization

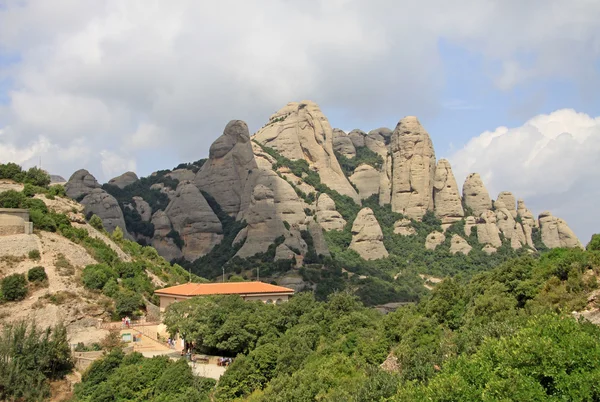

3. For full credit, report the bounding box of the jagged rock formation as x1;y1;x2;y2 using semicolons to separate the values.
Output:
425;231;445;250
132;196;152;222
348;129;366;148
450;234;472;255
349;208;388;260
167;169;196;182
390;116;436;219
236;185;287;258
151;210;183;261
316;193;346;231
539;211;583;249
253;100;359;202
332;129;356;158
462;173;492;217
235;185;307;259
195;120;257;216
65;169;101;200
476;210;502;247
433;159;464;228
108;171;138;189
393;218;416;236
80;190;127;234
494;200;526;249
65;170;127;234
496;192;517;218
63;99;584;268
464;216;476;237
350;164;380;200
516;199;536;248
308;220;331;258
164;182;223;261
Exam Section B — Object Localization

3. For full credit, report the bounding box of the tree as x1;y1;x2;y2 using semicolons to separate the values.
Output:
587;234;600;251
27;266;48;282
24;167;50;187
82;264;116;290
114;290;144;318
112;226;124;242
89;214;104;231
1;273;28;301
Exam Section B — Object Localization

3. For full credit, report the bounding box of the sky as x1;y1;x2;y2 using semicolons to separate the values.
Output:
0;0;599;243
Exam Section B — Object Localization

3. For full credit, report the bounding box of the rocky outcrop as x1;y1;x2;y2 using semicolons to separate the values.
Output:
195;120;257;216
450;234;472;255
236;185;287;258
80;189;128;234
390;116;436;219
433;159;464;227
393;218;416;236
150;210;183;261
349;164;380;200
476;210;502;247
462;173;492;217
349;208;388;260
517;199;538;228
425;231;445;250
368;127;392;143
167;169;196;182
348;129;366;148
332;129;356;158
132;196;152;221
464;216;476;237
496;192;517;218
253;101;359;202
365;130;388;157
379;154;393;206
308;220;331;258
316;193;346;231
108;171;138;189
65;169;128;234
165;182;223;261
65;169;101;200
539;211;583;249
495;200;525;249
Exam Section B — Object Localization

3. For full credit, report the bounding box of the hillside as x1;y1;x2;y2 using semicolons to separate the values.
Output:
0;174;199;345
61;100;583;306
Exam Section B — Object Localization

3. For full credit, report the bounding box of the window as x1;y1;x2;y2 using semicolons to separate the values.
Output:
266;299;273;304
276;298;283;305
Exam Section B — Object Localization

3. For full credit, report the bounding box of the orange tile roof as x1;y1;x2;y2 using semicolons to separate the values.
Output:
155;281;294;297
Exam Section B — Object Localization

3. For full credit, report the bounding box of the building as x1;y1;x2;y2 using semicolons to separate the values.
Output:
0;208;33;236
155;281;295;312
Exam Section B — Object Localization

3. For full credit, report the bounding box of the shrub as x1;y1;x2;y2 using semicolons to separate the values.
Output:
28;249;41;260
114;290;144;318
89;214;104;231
27;266;47;282
82;264;116;290
1;273;28;301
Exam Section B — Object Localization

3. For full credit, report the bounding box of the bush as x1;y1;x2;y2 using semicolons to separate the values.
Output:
28;249;41;260
89;214;104;231
82;264;116;290
27;266;47;282
1;273;28;301
114;290;144;318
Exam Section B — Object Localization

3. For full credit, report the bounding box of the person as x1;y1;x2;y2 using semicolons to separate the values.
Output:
121;317;125;328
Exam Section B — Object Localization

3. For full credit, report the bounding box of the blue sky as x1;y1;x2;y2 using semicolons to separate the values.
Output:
0;0;599;242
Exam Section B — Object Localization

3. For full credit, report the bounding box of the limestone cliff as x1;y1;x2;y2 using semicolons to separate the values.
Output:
389;116;436;219
253;101;359;202
349;208;388;260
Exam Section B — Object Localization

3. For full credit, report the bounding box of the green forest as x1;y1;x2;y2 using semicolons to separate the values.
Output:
73;238;600;401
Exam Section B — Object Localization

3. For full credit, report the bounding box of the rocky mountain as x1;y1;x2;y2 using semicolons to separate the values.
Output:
64;100;582;280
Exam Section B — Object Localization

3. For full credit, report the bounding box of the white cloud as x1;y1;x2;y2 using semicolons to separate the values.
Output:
449;109;600;243
100;150;135;180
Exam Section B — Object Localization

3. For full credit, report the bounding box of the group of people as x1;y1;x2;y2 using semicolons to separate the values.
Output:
217;357;233;367
121;316;132;328
166;338;176;349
